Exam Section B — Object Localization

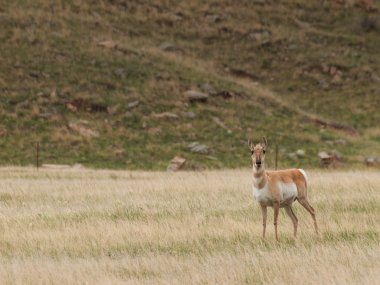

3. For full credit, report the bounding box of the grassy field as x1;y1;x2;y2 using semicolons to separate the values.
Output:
0;167;379;284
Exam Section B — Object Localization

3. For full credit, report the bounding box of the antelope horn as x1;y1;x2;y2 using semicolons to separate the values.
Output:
262;136;268;147
247;139;253;150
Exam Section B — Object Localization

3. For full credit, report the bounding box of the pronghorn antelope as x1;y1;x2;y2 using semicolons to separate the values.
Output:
249;137;318;240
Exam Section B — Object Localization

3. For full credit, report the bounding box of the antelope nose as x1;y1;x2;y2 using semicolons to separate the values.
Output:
256;160;261;165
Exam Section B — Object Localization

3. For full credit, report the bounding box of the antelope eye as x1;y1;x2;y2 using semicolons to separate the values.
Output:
251;150;254;154
263;150;266;154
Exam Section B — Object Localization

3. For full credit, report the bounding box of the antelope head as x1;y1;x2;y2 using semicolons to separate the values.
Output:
248;137;268;169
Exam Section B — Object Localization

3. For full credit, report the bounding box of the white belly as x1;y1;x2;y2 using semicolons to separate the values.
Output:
252;182;298;207
278;182;298;205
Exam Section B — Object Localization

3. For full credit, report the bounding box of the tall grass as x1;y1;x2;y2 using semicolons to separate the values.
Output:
0;167;379;284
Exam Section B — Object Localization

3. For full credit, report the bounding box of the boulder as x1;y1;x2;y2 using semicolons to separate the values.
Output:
365;157;380;167
167;156;186;171
184;90;208;103
318;151;342;168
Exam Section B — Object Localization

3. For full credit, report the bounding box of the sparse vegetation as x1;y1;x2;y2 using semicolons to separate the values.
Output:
0;167;379;284
0;0;379;169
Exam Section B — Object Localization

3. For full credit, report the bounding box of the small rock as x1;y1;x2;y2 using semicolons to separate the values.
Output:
114;149;125;157
296;149;305;157
249;29;272;44
184;90;208;103
332;71;342;83
182;111;196;119
127;101;139;109
153;112;178;119
212;117;232;134
72;163;84;169
329;66;337;75
0;125;7;136
39;111;56;119
114;68;126;78
321;63;330;73
188;142;209;154
68;122;99;138
167;156;186;172
206;14;222;23
98;40;117;49
66;103;77;112
293;17;311;29
318;79;330;90
287;153;297;160
172;14;184;22
29;71;42;78
107;104;120;115
215;90;234;99
205;155;218;160
147;127;161;136
200;83;217;95
335;139;347;145
318;151;330;160
155;73;171;80
159;42;176;52
50;89;57;99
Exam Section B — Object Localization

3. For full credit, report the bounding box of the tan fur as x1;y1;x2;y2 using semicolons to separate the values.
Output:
265;169;308;200
249;138;318;240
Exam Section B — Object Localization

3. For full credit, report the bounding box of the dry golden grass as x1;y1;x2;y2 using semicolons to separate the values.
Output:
0;167;379;284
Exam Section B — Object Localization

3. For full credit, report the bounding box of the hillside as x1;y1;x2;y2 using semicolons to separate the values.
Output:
0;0;379;169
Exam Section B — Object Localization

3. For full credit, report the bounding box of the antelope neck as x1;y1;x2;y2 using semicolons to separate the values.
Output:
253;166;267;189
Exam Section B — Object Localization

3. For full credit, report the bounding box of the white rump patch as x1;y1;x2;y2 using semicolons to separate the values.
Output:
298;169;308;183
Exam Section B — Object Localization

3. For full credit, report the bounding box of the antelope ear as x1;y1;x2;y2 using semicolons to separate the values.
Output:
261;137;268;148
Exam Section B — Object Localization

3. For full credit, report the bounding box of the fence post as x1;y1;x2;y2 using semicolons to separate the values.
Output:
275;144;278;170
36;141;40;170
